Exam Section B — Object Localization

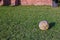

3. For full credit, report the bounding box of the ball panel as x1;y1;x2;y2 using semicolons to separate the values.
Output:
39;20;49;30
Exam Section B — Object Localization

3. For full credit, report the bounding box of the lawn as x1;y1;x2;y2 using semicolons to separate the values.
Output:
0;6;60;40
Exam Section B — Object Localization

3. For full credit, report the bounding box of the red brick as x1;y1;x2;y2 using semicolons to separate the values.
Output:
0;0;3;6
21;0;52;6
0;0;53;6
11;0;16;6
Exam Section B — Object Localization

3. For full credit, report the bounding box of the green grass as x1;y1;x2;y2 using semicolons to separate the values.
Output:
0;6;60;40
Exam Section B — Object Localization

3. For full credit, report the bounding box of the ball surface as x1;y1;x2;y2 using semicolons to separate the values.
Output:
39;20;49;30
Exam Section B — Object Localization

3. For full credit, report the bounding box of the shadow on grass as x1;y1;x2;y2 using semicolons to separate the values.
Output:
49;22;55;29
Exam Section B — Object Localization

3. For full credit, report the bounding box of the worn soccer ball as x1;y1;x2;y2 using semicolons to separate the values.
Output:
39;20;49;30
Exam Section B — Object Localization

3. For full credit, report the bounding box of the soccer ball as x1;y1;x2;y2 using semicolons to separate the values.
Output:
39;20;49;30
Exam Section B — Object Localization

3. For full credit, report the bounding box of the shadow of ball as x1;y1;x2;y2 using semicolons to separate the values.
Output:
39;20;49;30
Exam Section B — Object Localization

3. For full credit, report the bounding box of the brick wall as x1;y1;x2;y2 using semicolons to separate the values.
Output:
0;0;3;6
21;0;52;6
0;0;52;6
11;0;15;6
